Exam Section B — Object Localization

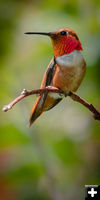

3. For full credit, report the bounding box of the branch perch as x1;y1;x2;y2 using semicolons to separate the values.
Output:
2;86;100;121
2;87;63;112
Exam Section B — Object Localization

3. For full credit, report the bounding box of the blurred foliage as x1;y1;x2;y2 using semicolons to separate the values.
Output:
0;0;100;199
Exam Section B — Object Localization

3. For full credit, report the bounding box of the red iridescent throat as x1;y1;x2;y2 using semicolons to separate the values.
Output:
52;36;83;58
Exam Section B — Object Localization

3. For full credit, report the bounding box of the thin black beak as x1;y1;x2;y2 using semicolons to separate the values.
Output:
24;32;51;36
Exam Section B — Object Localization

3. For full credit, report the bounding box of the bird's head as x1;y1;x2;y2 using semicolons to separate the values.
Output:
25;28;82;58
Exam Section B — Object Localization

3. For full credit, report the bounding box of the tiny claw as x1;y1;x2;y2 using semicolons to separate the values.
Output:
21;88;27;95
68;91;72;96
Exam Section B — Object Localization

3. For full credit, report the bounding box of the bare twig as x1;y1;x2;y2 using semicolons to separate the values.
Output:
2;86;63;112
2;86;100;121
69;92;100;120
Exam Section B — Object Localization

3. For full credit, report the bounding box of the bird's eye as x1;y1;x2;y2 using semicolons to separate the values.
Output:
60;31;68;36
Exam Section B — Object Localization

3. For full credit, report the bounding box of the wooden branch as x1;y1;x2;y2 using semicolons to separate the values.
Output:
2;87;63;112
2;86;100;121
69;92;100;120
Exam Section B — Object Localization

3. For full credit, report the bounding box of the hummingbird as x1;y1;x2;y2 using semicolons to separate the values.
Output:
25;28;86;126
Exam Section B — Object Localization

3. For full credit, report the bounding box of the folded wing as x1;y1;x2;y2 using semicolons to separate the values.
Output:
29;58;62;126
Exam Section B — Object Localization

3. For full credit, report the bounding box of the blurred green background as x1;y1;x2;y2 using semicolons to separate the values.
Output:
0;0;100;199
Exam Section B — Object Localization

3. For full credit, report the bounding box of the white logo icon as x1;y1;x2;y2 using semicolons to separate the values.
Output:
88;187;97;197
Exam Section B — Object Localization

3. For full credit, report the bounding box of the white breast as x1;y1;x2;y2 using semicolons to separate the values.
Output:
54;50;86;93
56;50;84;68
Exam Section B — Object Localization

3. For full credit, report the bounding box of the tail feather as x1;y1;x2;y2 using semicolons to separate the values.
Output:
29;96;43;126
29;94;62;126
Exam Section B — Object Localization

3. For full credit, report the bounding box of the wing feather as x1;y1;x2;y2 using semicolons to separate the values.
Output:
29;58;62;125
